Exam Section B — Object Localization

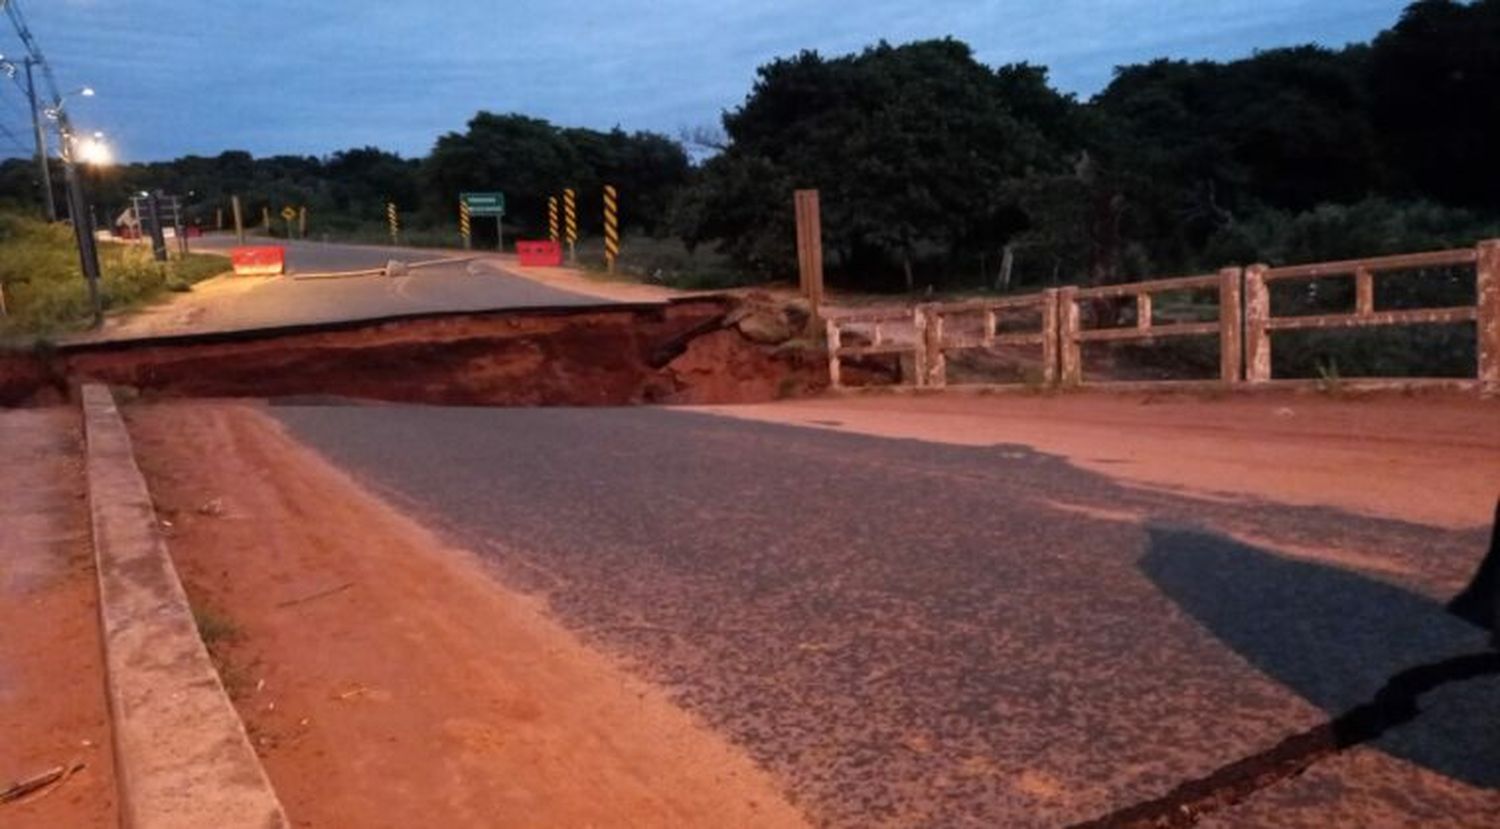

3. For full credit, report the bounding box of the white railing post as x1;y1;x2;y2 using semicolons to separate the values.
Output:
1478;240;1499;395
1041;289;1060;387
1058;287;1081;386
825;317;842;389
1244;264;1271;383
1219;267;1243;384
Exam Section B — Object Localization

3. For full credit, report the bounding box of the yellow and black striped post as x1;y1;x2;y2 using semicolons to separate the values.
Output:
547;196;560;243
603;185;619;273
458;200;472;249
386;202;399;245
563;188;578;263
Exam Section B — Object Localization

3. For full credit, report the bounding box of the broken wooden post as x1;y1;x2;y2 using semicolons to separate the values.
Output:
1478;240;1499;396
1244;264;1271;383
1057;287;1081;386
1218;267;1243;384
794;190;825;311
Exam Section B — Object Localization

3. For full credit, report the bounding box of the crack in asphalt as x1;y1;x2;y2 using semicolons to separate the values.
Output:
1069;651;1500;828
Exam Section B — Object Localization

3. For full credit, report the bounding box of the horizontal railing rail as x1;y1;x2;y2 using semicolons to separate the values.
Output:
824;239;1497;394
1247;241;1497;389
1058;268;1241;387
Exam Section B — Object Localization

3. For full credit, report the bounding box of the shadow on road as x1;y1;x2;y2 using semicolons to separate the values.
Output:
1140;526;1499;788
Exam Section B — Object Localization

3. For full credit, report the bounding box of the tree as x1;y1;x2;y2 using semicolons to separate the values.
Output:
680;40;1077;289
1370;0;1500;206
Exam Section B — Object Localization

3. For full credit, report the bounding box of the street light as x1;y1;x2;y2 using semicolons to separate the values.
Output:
75;131;111;167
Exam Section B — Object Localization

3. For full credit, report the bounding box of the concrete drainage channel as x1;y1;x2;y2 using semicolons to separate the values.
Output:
82;384;288;828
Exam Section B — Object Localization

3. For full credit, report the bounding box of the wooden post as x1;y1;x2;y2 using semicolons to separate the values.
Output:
922;305;946;388
825;317;842;389
1478;240;1500;395
231;195;245;245
1355;267;1374;317
1245;264;1271;383
794;190;824;310
1218;267;1243;384
1041;289;1060;387
1136;292;1152;330
1058;286;1081;386
911;307;928;388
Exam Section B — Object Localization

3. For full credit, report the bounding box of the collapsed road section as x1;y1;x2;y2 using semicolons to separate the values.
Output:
0;295;878;407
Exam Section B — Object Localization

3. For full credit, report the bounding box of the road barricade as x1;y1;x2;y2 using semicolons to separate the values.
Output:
230;246;286;276
516;240;562;268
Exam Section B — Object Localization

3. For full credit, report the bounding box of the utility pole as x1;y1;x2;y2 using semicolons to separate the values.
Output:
22;57;56;221
59;132;102;324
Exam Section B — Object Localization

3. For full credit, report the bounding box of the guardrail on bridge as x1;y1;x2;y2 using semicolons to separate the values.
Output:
825;239;1498;394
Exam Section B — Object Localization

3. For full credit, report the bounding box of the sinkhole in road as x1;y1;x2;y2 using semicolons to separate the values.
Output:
0;295;895;407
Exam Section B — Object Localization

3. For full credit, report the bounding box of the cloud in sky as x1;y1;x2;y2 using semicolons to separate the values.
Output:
1;0;1409;161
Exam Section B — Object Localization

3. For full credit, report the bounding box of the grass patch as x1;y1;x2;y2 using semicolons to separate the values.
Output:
0;210;229;338
193;605;241;647
192;603;253;697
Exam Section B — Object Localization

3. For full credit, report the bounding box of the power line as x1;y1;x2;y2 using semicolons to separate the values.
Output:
0;119;30;154
2;0;61;105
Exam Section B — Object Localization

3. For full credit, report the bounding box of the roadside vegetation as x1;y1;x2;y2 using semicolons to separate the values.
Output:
0;209;228;338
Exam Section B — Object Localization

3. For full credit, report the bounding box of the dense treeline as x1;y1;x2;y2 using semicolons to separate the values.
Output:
1;0;1496;291
0;121;688;244
674;0;1500;289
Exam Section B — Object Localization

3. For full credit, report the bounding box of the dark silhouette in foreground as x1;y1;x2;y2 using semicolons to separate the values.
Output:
1448;498;1500;643
1140;527;1498;788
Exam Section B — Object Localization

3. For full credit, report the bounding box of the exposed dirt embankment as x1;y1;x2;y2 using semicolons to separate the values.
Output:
0;296;872;407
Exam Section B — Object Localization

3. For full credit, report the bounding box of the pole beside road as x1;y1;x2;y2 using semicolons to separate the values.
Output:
387;202;399;245
603;185;619;273
548;196;560;243
231;195;245;244
563;188;577;264
21;58;56;222
459;200;471;249
794;189;824;309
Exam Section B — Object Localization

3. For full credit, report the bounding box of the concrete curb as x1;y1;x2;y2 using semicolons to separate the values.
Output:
82;384;288;828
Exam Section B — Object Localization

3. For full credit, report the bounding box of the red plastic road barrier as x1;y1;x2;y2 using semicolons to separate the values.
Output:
230;246;286;276
516;240;562;267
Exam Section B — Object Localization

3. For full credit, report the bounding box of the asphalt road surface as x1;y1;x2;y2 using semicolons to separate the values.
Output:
269;403;1499;827
88;237;604;340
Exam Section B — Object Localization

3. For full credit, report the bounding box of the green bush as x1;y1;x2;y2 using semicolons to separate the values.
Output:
0;210;228;337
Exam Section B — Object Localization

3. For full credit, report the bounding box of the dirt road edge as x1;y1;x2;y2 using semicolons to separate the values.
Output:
82;384;288;829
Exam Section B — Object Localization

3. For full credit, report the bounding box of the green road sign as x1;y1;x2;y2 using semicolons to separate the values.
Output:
461;192;506;217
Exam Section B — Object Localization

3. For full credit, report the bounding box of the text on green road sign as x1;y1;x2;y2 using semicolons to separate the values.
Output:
461;192;506;216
